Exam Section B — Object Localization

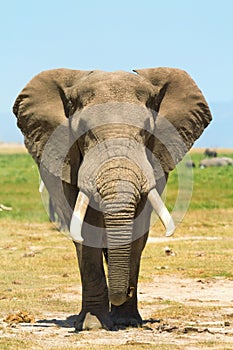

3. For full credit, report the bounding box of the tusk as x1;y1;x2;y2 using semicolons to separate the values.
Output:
70;191;89;243
148;188;175;237
39;179;45;193
0;204;12;211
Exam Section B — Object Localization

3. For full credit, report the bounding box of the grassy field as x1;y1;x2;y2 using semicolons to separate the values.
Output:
0;148;233;349
0;149;232;221
0;153;46;222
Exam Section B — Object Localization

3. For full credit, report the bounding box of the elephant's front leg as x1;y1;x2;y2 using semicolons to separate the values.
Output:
74;243;113;331
110;232;149;328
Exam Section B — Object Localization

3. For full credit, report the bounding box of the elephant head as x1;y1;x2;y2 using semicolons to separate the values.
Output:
13;67;212;307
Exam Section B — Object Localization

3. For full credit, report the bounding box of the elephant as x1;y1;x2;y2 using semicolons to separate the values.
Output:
13;67;212;331
204;148;217;157
200;157;233;168
185;160;196;168
222;157;233;165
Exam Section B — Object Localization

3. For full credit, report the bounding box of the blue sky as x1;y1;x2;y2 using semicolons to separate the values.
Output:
1;0;233;145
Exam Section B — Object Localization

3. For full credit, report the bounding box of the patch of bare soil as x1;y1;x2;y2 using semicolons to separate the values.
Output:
1;276;233;349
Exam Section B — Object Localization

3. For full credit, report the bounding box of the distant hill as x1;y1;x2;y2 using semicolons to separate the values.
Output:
1;100;233;148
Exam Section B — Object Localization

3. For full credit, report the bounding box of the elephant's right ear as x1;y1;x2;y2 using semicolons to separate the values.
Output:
134;67;212;175
13;68;92;185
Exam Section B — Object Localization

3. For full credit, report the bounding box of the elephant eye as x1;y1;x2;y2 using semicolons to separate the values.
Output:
65;99;76;118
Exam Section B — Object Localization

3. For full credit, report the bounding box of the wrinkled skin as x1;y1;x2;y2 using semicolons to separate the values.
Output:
13;67;212;330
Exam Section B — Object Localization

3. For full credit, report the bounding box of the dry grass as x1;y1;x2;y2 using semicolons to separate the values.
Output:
145;208;233;279
190;147;233;154
0;144;27;154
0;221;80;317
1;209;233;349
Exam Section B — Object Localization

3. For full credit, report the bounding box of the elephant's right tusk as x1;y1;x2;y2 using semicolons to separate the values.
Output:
148;188;176;237
39;179;45;193
70;191;89;243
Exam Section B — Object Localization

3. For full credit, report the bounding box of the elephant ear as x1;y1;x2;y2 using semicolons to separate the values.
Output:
13;68;92;185
134;67;212;175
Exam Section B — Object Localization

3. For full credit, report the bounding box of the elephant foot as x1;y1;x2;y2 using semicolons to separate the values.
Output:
110;306;142;328
74;310;115;331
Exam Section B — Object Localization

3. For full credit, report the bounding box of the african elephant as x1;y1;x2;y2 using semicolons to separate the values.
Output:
204;148;217;157
200;157;233;167
13;67;212;330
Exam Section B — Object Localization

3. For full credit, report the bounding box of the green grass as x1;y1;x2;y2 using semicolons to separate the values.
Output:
189;152;233;209
0;154;47;221
165;151;233;210
0;151;232;223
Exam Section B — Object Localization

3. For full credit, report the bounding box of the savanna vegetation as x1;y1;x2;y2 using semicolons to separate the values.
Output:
0;148;233;349
1;150;232;220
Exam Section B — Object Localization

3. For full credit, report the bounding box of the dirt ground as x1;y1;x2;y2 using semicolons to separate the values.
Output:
1;275;233;349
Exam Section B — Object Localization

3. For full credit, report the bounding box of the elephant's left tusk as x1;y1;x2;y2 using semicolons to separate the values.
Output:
70;191;89;243
148;188;176;237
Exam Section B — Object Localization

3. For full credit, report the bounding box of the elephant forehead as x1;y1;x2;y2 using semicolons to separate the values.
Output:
70;70;157;104
82;70;144;86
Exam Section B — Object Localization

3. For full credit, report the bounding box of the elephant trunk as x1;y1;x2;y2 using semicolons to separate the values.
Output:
96;159;141;306
105;219;134;306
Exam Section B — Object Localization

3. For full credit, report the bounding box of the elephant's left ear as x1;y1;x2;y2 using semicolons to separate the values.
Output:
13;68;92;185
133;67;212;173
